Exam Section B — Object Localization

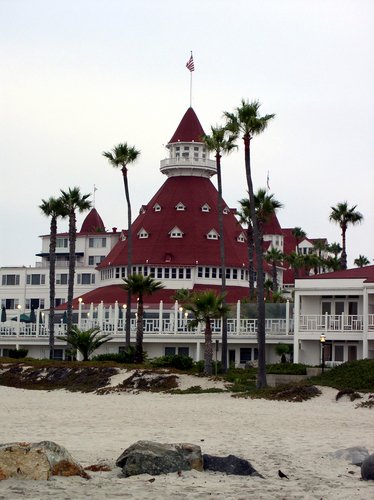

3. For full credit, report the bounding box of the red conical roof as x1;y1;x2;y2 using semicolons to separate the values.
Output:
262;213;283;235
80;208;105;233
98;176;248;269
168;107;206;143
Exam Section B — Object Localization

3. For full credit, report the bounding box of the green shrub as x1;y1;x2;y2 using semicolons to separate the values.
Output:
92;346;137;364
8;348;28;359
194;360;223;374
311;359;374;392
266;363;307;375
150;354;194;371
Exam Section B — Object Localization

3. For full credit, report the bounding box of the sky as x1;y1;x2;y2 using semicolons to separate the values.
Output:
1;0;373;268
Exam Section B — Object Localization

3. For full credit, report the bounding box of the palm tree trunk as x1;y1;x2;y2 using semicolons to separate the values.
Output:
216;154;227;372
135;294;143;364
122;168;132;347
204;318;213;376
244;135;267;388
247;225;255;300
49;215;57;359
272;262;277;291
67;210;76;334
340;225;347;270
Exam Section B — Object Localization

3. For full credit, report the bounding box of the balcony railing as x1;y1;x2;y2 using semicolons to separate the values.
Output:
299;314;364;332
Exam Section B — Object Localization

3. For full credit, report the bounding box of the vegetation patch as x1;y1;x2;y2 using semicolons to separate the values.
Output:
150;354;194;371
355;395;374;409
96;369;179;394
223;368;257;392
310;359;374;391
0;362;117;392
267;363;307;375
169;385;226;394
235;383;321;402
335;388;362;402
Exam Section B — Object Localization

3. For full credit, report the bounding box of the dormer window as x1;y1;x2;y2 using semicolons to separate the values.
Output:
201;204;211;213
223;207;230;214
137;228;149;239
207;229;219;240
237;232;245;243
169;226;184;238
175;202;186;211
153;203;162;212
139;205;147;214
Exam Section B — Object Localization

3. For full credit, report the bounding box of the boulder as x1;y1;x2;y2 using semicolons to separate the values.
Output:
331;447;370;466
203;454;262;477
0;441;89;481
116;440;203;477
361;453;374;480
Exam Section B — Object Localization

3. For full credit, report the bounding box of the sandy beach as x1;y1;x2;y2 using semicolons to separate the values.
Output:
0;375;373;499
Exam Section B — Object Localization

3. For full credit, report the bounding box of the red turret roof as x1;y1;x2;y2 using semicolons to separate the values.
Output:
168;107;205;143
80;208;105;233
262;213;283;235
98;176;248;269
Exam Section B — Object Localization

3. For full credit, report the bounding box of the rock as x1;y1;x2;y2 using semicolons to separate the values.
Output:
203;454;262;477
116;440;203;477
0;441;89;481
331;447;370;466
361;453;374;480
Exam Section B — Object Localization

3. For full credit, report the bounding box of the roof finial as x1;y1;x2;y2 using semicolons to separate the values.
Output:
186;51;195;108
93;184;98;208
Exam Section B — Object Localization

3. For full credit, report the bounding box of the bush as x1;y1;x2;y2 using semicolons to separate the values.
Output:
92;346;137;364
194;360;223;375
8;348;28;359
311;359;374;392
266;363;307;375
150;354;194;371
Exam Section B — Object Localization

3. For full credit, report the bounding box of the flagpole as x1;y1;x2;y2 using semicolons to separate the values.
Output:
190;70;192;108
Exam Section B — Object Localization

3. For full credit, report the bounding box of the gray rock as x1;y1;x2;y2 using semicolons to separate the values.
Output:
116;440;203;477
203;453;262;477
0;441;89;481
331;447;370;466
361;453;374;480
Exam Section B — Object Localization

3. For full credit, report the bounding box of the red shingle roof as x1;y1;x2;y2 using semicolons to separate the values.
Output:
168;107;205;143
80;208;105;233
262;213;283;235
302;265;374;282
98;176;249;269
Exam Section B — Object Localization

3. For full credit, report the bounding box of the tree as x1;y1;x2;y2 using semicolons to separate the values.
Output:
238;189;283;299
292;227;306;253
122;274;164;364
285;251;305;280
39;197;68;359
181;290;230;376
329;202;363;269
57;326;111;361
60;187;92;333
103;143;140;348
327;242;342;259
225;99;275;389
203;125;237;372
275;343;291;363
354;255;370;268
264;247;283;291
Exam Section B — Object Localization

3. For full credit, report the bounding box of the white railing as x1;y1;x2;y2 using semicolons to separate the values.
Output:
369;314;374;330
299;314;364;332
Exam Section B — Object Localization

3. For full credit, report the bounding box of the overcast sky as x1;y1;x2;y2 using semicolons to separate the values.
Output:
1;0;373;268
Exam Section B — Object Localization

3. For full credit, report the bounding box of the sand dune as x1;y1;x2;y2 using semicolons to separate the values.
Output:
0;378;373;499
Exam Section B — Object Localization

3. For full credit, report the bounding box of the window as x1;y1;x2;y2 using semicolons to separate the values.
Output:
2;274;20;286
169;226;184;238
212;268;217;278
171;268;177;279
240;348;252;364
165;347;176;356
237;233;245;242
204;267;210;278
225;269;231;279
232;269;238;279
89;255;105;266
26;274;46;285
56;273;68;285
207;229;219;240
88;237;107;248
175;203;186;211
178;347;190;357
334;345;344;362
164;268;170;279
1;298;19;309
178;268;184;279
223;207;230;214
157;268;163;279
185;269;191;279
77;273;95;285
198;267;203;278
153;204;161;212
138;228;149;239
201;204;211;212
56;238;68;248
26;298;44;309
55;298;65;306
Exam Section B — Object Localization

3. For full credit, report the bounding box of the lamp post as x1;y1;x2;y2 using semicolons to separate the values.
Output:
78;297;83;329
320;333;326;374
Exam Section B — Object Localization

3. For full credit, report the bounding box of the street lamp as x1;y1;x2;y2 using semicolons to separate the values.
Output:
320;333;326;374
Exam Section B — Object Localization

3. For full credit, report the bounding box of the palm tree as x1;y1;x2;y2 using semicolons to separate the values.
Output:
103;143;140;348
238;189;283;299
225;100;275;389
354;255;370;268
323;255;341;272
39;196;68;359
182;290;230;376
122;274;164;364
292;227;306;253
264;247;283;290
329;202;363;269
60;187;92;334
327;242;342;259
57;326;111;361
285;251;305;279
203;125;237;372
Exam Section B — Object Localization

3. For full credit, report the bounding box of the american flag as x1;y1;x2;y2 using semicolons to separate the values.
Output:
186;53;195;72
